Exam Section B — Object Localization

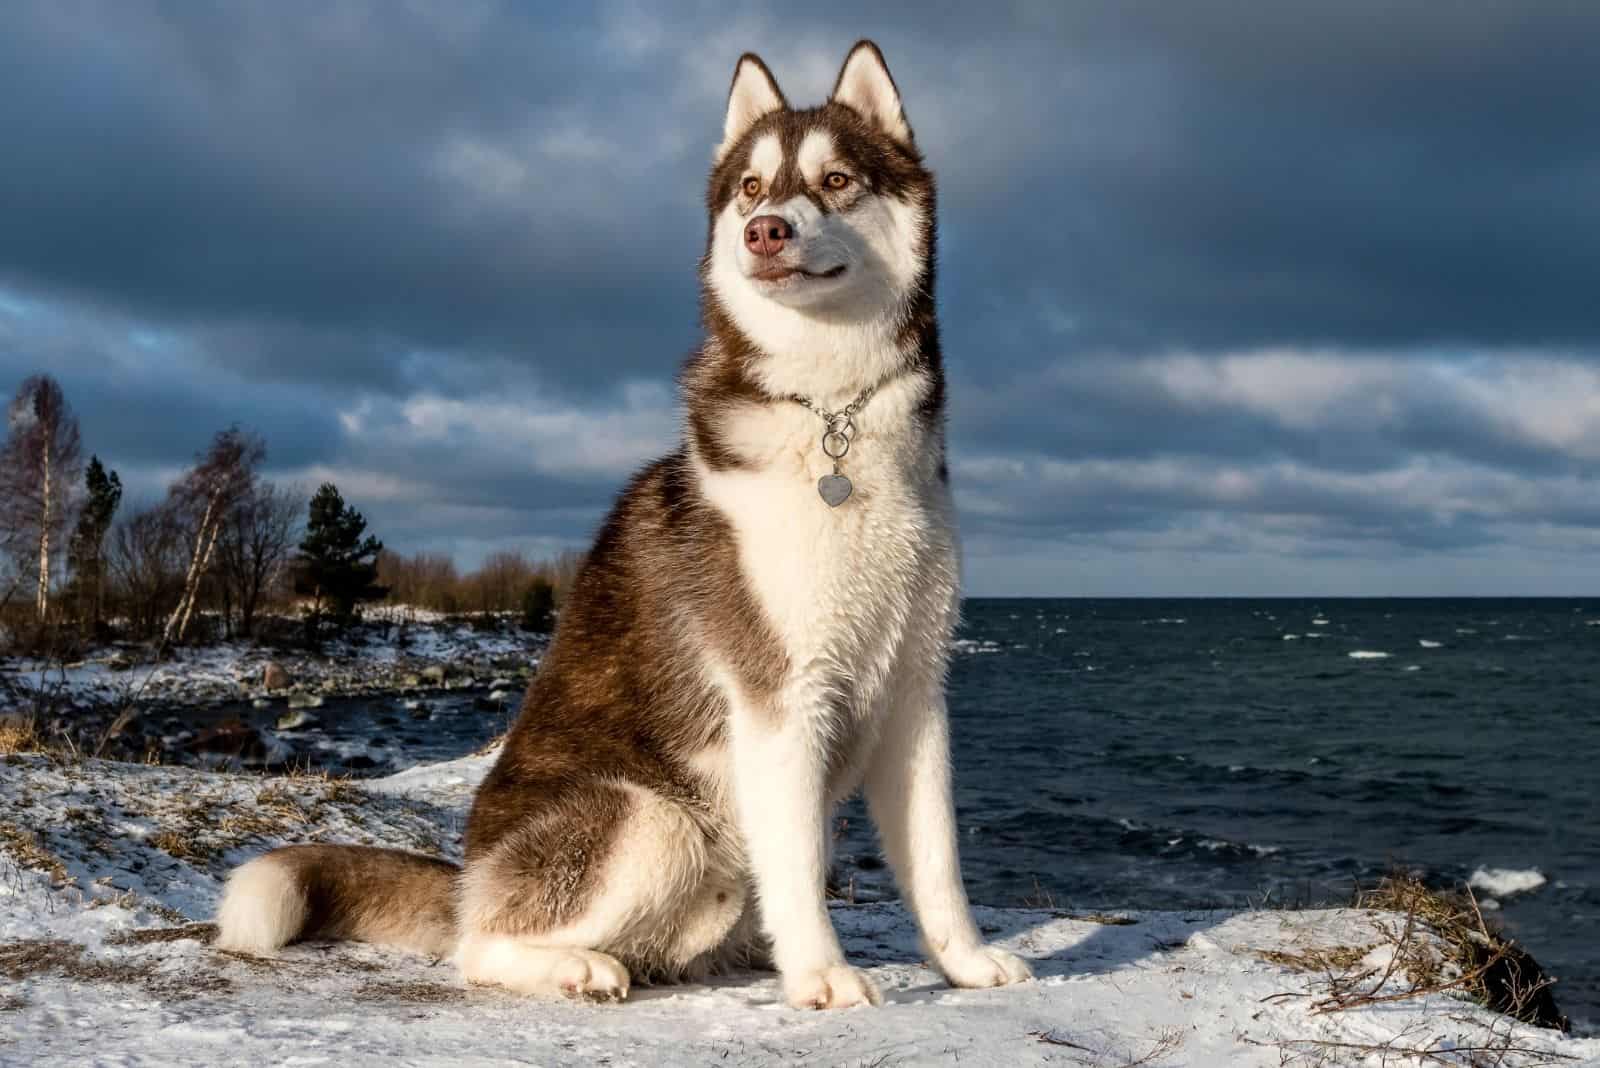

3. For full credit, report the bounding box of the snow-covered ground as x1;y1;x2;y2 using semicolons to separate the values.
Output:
2;615;542;711
1;752;1594;1067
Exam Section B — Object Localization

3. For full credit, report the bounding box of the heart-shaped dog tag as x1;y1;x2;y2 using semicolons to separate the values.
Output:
818;473;853;507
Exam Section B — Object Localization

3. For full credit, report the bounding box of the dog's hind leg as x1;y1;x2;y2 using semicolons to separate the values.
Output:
457;780;741;1000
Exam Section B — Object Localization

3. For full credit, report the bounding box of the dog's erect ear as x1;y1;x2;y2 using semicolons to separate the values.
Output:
718;53;786;161
830;40;913;147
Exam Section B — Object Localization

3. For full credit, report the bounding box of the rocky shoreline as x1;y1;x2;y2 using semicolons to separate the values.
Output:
0;615;544;766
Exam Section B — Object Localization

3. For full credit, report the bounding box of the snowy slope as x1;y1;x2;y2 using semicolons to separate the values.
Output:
2;753;1594;1067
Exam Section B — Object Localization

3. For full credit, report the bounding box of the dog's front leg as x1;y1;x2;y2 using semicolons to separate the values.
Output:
731;695;882;1010
864;690;1033;989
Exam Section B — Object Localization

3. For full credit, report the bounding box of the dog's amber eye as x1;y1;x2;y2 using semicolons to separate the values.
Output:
825;172;851;190
742;176;761;197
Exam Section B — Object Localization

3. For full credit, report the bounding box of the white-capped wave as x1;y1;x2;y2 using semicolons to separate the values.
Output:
1281;634;1300;641
1311;618;1330;626
1197;838;1281;857
1348;650;1391;660
1418;639;1443;648
1468;867;1547;898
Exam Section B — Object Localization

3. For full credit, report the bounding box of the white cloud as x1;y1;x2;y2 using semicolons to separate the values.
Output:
391;382;676;479
1152;350;1401;430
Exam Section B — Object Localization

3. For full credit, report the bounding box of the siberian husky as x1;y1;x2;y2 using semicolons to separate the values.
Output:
216;41;1033;1010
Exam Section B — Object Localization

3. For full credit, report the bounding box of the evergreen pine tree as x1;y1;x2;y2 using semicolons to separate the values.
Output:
520;576;555;632
295;482;386;639
68;456;122;632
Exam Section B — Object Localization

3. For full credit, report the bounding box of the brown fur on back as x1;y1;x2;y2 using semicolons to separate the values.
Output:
466;454;782;861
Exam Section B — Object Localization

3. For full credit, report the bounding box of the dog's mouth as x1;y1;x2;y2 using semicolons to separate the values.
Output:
750;264;847;284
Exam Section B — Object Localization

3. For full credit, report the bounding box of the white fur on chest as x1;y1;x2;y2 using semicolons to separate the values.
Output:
694;375;956;710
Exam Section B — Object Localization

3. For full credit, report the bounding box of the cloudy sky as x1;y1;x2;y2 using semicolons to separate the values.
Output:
3;2;1598;595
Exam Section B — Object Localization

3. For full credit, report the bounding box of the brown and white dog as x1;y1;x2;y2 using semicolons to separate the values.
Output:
215;41;1033;1010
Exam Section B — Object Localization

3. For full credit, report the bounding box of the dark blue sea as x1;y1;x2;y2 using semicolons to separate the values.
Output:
905;598;1599;1034
234;597;1600;1032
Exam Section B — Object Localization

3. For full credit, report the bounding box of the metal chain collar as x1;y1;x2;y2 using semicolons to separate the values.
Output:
787;382;878;472
785;382;882;506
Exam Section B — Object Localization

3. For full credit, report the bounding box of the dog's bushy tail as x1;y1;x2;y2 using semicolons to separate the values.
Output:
215;844;459;957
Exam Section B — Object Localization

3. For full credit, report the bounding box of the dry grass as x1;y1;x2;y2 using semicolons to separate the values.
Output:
1019;876;1058;909
1016;879;1139;926
1358;874;1567;1031
1254;942;1377;974
148;829;215;863
1243;1018;1578;1067
353;979;464;1004
0;821;71;885
1257;874;1569;1034
472;732;507;757
0;936;239;1003
0;716;43;755
1077;912;1139;927
1030;1026;1185;1067
107;923;218;947
0;938;151;985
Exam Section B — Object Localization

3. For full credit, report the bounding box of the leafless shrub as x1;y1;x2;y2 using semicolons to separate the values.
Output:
106;503;188;640
214;480;303;638
1258;873;1568;1033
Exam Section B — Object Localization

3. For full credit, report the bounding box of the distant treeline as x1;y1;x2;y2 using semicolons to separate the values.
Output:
376;548;586;618
0;372;582;651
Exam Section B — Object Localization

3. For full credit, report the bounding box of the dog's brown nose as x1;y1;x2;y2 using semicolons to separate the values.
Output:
744;215;792;257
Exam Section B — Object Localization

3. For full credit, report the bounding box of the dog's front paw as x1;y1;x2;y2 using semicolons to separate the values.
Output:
783;964;883;1009
938;944;1034;989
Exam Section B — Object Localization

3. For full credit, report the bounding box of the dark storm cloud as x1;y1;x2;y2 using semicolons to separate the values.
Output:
0;2;705;392
935;2;1600;357
2;0;1598;590
8;2;1599;380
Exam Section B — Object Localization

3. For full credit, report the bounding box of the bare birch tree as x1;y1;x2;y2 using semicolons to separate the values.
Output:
0;375;84;623
106;504;187;639
216;481;302;637
160;427;265;648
